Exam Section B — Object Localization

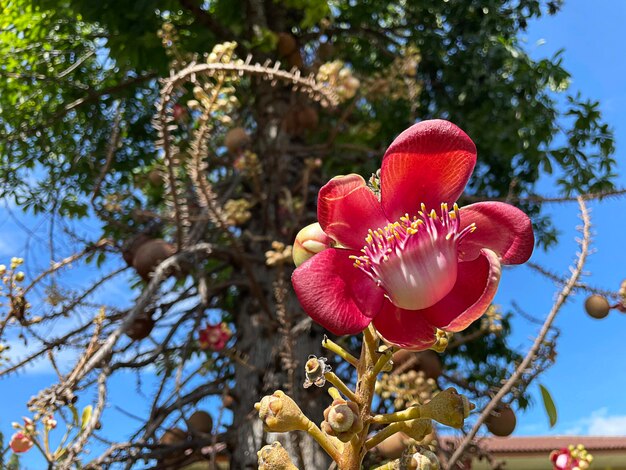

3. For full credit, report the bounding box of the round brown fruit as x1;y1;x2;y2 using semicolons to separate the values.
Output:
277;32;297;57
391;349;416;369
297;106;319;130
415;350;443;380
374;432;410;459
287;50;304;69
126;315;155;341
584;294;610;319
224;127;250;154
148;169;163;186
486;405;516;437
159;427;187;446
187;410;213;434
122;234;151;267
158;427;188;467
132;238;176;281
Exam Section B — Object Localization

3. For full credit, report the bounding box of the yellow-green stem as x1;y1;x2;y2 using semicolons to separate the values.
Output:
371;406;422;425
364;421;405;450
305;419;342;463
322;335;358;367
325;372;358;402
372;347;393;377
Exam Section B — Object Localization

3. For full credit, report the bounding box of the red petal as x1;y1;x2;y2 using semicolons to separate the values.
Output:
421;249;501;332
317;174;389;250
380;120;476;220
373;301;437;351
292;248;384;335
458;201;534;265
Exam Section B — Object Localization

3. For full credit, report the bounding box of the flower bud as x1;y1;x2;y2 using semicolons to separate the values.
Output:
401;418;432;441
420;388;473;429
9;432;33;453
321;398;363;442
408;449;440;470
293;223;332;267
255;390;307;433
43;415;57;430
257;441;298;470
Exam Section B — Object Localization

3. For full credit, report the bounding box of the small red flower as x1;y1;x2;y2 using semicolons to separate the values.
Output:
292;120;534;349
9;432;33;453
198;323;232;351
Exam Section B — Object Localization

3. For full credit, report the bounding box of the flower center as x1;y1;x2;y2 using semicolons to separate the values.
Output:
351;203;475;310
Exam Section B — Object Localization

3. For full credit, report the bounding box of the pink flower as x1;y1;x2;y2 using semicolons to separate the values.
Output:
292;120;534;349
198;323;232;351
550;448;580;470
9;432;33;453
43;415;57;430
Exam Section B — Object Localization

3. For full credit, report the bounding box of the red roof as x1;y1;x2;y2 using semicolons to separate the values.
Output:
441;436;626;454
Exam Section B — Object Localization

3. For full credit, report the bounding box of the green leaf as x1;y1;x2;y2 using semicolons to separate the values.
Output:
539;383;557;428
81;405;93;431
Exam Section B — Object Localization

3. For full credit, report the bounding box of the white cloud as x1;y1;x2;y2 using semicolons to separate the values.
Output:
586;408;626;436
562;408;626;436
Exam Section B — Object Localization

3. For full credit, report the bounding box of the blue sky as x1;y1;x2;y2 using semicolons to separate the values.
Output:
2;1;626;468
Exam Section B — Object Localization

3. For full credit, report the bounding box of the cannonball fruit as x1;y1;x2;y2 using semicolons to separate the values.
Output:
132;239;176;281
126;314;155;341
298;106;319;130
277;32;297;57
158;427;188;467
392;349;415;367
584;294;610;319
148;169;163;186
374;432;410;459
187;410;213;434
415;350;443;380
122;234;151;267
486;405;516;437
224;127;250;154
159;427;187;446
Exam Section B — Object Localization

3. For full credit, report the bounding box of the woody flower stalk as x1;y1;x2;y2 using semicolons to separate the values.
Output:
255;120;532;469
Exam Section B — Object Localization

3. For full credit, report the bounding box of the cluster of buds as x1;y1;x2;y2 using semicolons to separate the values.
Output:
321;398;363;442
362;46;422;101
223;198;252;226
206;41;240;66
198;322;232;351
9;417;36;454
233;150;261;175
481;304;504;334
550;444;593;470
1;257;34;324
255;391;309;433
185;43;241;127
257;441;298;470
376;370;438;410
316;60;360;100
405;448;440;470
265;242;293;267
